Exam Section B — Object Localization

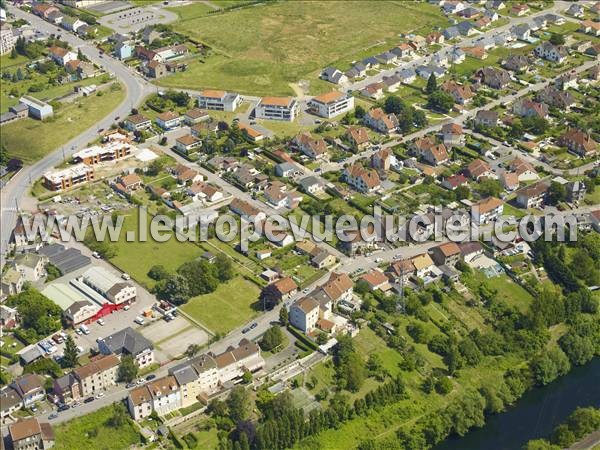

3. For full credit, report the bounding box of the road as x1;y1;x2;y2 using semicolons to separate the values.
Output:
0;5;155;263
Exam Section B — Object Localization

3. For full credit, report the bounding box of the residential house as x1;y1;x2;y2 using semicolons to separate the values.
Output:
360;269;390;292
516;182;549;208
458;6;481;19
274;162;298;178
391;43;414;58
486;0;505;9
371;149;392;171
376;51;397;64
343;164;381;193
0;386;23;421
363;107;398;134
442;174;468;190
387;259;415;284
502;54;531;72
264;181;302;209
558;129;598;157
123;114;152;132
293;132;328;159
289;297;320;332
449;47;466;64
197;90;242;112
501;171;520;191
512;98;549;119
459;241;484;262
467;159;496;180
144;60;167;78
53;354;119;403
61;16;86;32
534;42;568;63
410;136;449;166
238;123;264;142
0;304;19;329
441;122;464;147
430;242;462;267
360;83;385;100
48;46;77;66
443;1;466;14
114;173;143;194
555;72;579;91
128;376;181;420
169;353;219;405
416;64;446;79
14;253;47;281
319;272;354;304
472;196;503;224
362;56;380;69
229;198;266;222
8;418;54;450
115;41;133;60
474;67;511;89
213;338;265;384
183;108;210;125
345;64;367;79
382;74;402;92
426;32;445;45
263;277;298;303
508;157;538;181
255;96;299;121
462;46;487;59
298;176;325;195
98;327;154;368
510;3;529;16
443;26;461;40
187;182;223;203
566;181;586;203
457;21;477;36
309;91;354;118
1;268;24;297
580;20;600;37
11;374;45;408
345;126;370;150
155;111;181;130
398;68;417;84
175;135;202;155
535;86;575;110
566;3;584;18
483;9;499;21
474;109;499;127
441;80;474;104
321;67;348;85
171;164;203;185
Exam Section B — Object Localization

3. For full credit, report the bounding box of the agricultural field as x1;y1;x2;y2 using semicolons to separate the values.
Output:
158;1;447;95
0;83;125;163
180;276;261;335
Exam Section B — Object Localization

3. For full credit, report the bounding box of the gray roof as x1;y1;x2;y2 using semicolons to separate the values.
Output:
298;175;323;190
11;103;28;113
40;245;90;274
457;21;475;35
170;365;198;386
101;327;153;357
0;386;22;411
0;112;17;124
399;68;416;79
276;162;296;173
443;27;460;39
54;373;77;392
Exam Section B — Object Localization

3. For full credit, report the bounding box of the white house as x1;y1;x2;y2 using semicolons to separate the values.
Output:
534;42;568;63
289;297;320;332
309;91;354;118
197;90;242;112
255;96;299;121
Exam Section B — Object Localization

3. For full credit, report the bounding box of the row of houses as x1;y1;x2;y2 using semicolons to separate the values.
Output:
31;1;95;36
127;338;264;419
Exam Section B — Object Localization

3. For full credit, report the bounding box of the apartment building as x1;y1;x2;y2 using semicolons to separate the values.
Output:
8;418;54;450
309;91;354;118
72;140;133;165
197;90;242;112
53;355;119;403
42;163;94;191
255;96;299;121
98;327;154;368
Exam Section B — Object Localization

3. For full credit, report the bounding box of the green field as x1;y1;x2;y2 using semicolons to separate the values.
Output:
158;1;447;95
53;405;141;450
0;83;125;163
107;210;200;289
180;276;261;334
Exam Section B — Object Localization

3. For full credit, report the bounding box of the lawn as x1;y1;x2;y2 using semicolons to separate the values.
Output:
53;405;141;450
107;209;200;289
158;1;447;95
0;83;126;163
180;276;261;335
464;271;534;314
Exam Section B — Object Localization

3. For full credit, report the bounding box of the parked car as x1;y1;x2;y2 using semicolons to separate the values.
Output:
97;318;105;326
84;397;95;404
134;316;145;325
250;322;258;329
95;392;105;399
48;412;58;420
146;374;156;381
57;404;70;412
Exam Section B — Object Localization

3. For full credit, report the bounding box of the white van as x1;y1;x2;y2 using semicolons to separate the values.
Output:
79;324;90;335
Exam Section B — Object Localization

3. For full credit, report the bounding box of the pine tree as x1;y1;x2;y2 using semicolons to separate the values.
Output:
63;335;79;368
279;307;288;326
426;73;438;94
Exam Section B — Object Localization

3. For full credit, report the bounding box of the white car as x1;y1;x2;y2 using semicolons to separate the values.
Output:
95;392;105;399
134;316;145;325
97;318;105;326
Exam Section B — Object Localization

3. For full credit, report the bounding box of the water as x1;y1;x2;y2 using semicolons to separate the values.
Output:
435;358;600;450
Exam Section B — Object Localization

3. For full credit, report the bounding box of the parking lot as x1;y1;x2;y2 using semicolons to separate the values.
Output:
140;317;209;360
99;4;178;34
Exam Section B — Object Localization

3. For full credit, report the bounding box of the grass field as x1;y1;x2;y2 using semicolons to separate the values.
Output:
180;276;261;334
0;83;125;163
53;405;141;450
108;209;200;289
158;1;447;95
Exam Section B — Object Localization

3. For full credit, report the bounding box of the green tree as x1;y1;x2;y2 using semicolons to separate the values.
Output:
154;274;190;305
6;288;62;340
427;91;455;113
117;355;138;383
107;402;128;427
177;260;219;296
547;181;567;205
354;105;366;119
147;265;170;281
214;253;234;282
435;377;453;395
549;33;565;45
426;73;438;94
260;326;284;352
383;96;405;115
63;335;79;368
185;343;201;358
279;307;288;326
227;386;251;422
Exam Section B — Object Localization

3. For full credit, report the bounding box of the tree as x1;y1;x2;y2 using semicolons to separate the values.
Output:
154;274;190;305
147;265;170;281
177;260;219;296
407;322;429;343
107;402;128;427
227;386;251;422
10;48;17;59
435;377;453;395
549;33;565;45
118;355;138;383
384;96;405;115
354;105;366;119
63;335;79;368
455;184;470;200
214;253;234;282
478;179;503;198
427;91;455;113
6;288;62;341
426;73;437;94
547;181;567;205
185;344;201;358
279;307;288;326
260;326;284;352
333;335;366;392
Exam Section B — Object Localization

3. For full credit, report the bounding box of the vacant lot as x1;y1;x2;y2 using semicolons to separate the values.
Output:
180;276;260;335
159;1;446;95
53;405;141;450
107;210;200;289
0;83;125;163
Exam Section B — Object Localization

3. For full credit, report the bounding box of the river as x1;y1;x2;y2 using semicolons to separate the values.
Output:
435;357;600;450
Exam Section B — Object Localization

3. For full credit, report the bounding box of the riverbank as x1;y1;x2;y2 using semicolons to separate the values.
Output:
435;358;600;450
